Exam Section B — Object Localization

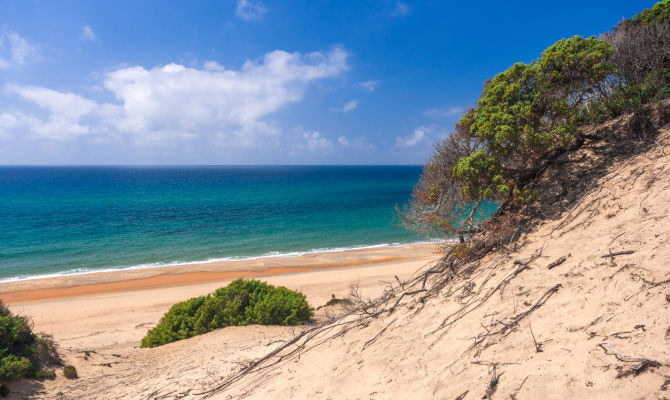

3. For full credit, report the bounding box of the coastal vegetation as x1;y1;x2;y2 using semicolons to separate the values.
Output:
62;365;77;379
401;0;670;242
141;279;313;347
0;301;60;384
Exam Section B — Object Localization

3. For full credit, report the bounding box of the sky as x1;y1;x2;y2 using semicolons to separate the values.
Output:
0;0;653;165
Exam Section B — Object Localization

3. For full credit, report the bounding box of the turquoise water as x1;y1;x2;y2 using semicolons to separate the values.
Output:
0;166;432;281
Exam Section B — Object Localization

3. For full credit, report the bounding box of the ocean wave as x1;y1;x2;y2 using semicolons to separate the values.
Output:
0;239;448;283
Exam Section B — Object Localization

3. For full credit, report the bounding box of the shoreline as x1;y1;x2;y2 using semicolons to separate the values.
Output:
0;242;444;304
0;239;443;284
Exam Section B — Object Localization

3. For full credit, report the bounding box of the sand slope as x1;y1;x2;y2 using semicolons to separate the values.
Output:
205;126;670;399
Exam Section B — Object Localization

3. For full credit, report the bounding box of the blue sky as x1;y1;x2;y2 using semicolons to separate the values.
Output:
0;0;651;164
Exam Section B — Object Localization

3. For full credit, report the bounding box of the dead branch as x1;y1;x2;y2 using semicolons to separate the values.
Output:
389;288;427;313
645;165;665;189
471;360;520;367
483;364;501;400
469;284;561;357
601;250;635;258
547;255;568;270
454;390;469;400
433;254;538;335
509;376;529;400
529;324;544;352
616;359;662;379
597;340;649;363
395;275;405;290
362;319;395;350
625;274;670;301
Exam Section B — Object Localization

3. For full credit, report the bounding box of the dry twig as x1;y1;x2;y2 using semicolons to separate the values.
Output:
547;255;568;270
601;250;635;258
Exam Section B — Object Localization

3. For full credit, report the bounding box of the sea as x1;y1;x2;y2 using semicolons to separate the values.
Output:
0;166;436;282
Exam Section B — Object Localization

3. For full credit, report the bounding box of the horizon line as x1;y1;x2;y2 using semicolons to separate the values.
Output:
0;164;424;167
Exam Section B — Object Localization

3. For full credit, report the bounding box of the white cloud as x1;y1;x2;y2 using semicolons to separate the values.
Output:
235;0;267;21
396;128;424;147
4;84;97;140
423;106;465;118
203;60;225;71
358;80;380;92
293;131;332;152
0;32;39;70
395;125;447;147
337;135;376;150
2;47;349;144
341;99;358;113
0;112;20;140
391;2;411;17
330;99;358;113
80;25;96;41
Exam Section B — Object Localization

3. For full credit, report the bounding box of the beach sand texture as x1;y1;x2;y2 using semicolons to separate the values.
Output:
1;243;443;399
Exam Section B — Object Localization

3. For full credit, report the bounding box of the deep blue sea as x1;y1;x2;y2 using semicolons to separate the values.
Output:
0;166;434;281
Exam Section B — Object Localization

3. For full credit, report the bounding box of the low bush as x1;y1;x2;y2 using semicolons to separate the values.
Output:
317;294;354;309
63;365;77;379
34;369;56;380
0;301;60;381
141;279;313;348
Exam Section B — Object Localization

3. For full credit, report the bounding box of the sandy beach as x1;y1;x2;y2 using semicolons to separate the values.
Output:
0;243;442;352
0;242;442;303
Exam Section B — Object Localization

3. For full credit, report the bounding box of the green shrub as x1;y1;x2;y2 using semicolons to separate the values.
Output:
34;369;56;380
318;295;354;309
141;279;313;348
63;365;77;379
0;355;32;380
0;301;59;381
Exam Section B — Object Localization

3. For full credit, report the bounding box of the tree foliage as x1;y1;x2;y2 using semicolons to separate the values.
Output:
600;2;670;116
402;1;670;237
453;36;613;201
141;279;313;348
623;0;670;26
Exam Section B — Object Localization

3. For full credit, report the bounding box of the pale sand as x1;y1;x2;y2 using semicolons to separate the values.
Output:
0;243;443;399
0;242;442;304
